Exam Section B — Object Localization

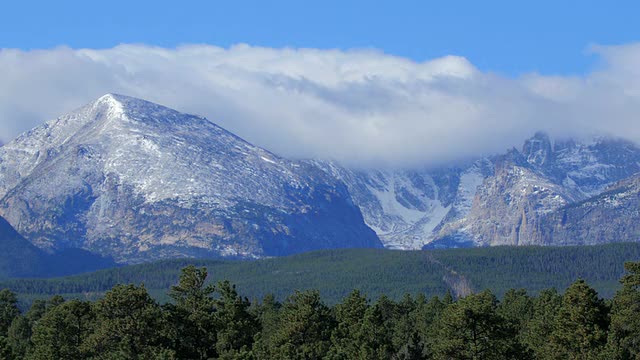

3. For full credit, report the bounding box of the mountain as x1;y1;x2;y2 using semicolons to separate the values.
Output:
535;175;640;245
321;132;640;249
315;160;494;249
1;94;639;265
443;133;640;246
0;214;49;278
0;94;381;263
0;214;114;278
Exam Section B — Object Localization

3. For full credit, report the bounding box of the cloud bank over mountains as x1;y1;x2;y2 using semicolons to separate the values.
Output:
1;43;640;167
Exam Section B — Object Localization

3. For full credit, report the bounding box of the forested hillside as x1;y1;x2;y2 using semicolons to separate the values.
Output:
1;261;639;359
3;243;640;307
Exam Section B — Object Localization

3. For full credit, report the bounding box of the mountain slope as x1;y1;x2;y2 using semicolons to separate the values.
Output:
0;215;48;278
430;133;640;247
2;93;640;259
0;94;381;263
321;132;640;249
535;176;640;245
0;215;114;278
317;160;493;249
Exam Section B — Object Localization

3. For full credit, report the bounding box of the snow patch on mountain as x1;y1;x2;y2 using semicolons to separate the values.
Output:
456;167;485;215
0;94;381;262
366;172;453;249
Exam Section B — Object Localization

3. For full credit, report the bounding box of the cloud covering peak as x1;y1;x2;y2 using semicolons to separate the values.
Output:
1;43;640;167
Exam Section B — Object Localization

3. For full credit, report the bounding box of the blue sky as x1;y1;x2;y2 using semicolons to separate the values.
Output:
2;1;640;165
2;0;639;75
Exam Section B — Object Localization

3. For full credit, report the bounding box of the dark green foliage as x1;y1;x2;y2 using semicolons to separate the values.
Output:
521;288;562;359
213;280;259;359
413;294;447;357
498;288;534;352
7;316;31;359
24;301;47;324
327;289;369;359
547;280;609;359
168;265;214;311
166;265;216;359
0;261;638;359
0;289;19;337
84;284;173;359
431;243;640;298
431;290;523;359
29;300;95;360
7;300;49;359
606;262;640;359
251;294;281;359
0;336;12;359
263;290;334;359
358;295;397;359
4;243;640;309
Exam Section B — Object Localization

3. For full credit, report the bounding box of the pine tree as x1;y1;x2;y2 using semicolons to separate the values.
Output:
326;289;369;359
392;294;424;359
415;294;447;358
214;280;259;359
83;284;174;359
358;295;397;360
252;294;281;360
0;336;12;360
521;288;562;359
25;300;48;324
548;279;609;360
606;261;640;359
431;290;521;360
393;331;424;360
29;300;95;360
7;315;31;359
168;265;215;312
265;290;334;360
0;289;19;337
166;265;217;359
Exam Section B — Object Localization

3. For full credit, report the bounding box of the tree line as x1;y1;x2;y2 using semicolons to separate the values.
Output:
0;262;639;359
5;243;640;307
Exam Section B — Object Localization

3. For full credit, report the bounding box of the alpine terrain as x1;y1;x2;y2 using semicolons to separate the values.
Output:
0;94;381;263
330;132;640;249
1;94;640;264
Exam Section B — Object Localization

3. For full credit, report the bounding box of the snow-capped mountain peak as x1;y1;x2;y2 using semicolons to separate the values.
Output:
1;95;640;261
0;95;381;263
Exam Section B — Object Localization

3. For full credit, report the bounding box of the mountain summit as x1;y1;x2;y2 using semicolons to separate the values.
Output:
1;94;639;263
0;94;381;263
321;131;640;249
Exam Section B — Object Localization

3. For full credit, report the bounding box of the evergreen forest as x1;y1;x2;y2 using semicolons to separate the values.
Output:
3;243;640;307
1;260;640;359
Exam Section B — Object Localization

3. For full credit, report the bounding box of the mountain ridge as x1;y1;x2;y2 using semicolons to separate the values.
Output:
1;94;640;263
0;94;381;263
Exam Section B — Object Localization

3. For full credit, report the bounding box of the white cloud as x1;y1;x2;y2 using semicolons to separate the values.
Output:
1;43;640;167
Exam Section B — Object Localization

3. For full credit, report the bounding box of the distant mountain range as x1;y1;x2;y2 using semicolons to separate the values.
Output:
0;94;639;264
319;131;640;249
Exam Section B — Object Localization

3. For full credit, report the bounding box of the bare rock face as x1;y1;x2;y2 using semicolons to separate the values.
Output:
535;177;640;245
1;94;639;259
0;94;381;263
315;158;496;250
460;154;573;246
315;131;640;250
433;132;640;247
